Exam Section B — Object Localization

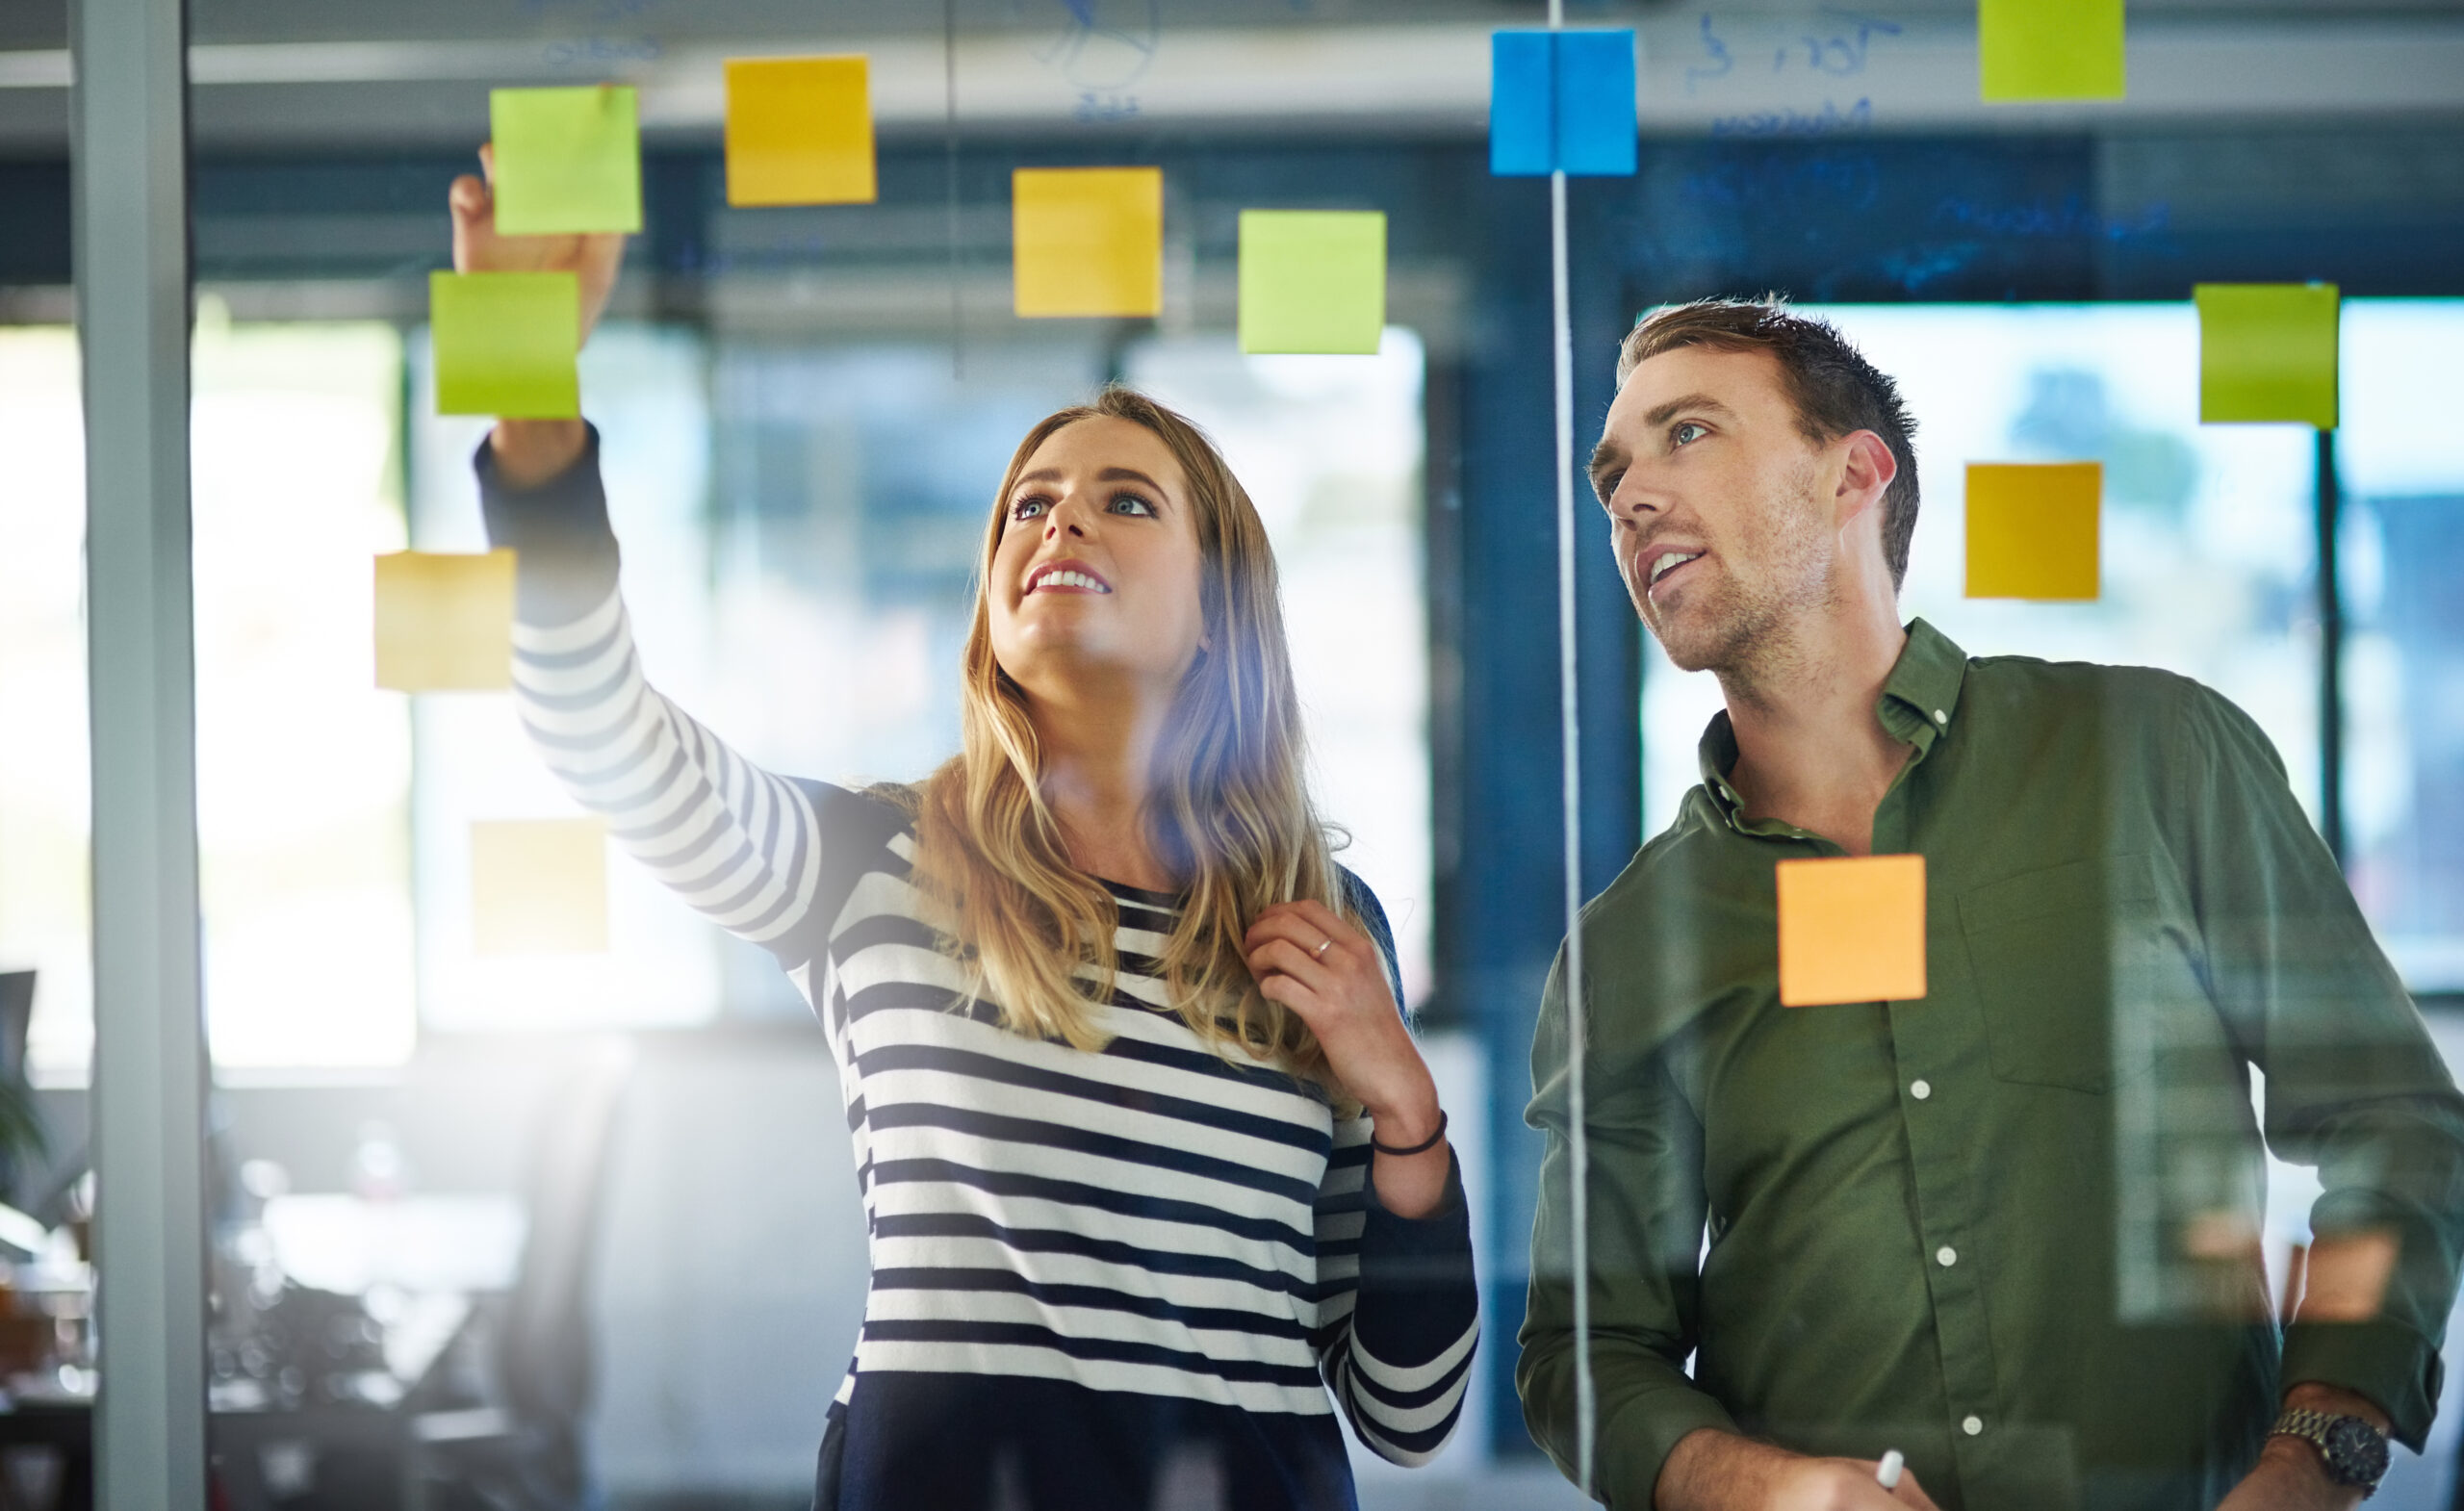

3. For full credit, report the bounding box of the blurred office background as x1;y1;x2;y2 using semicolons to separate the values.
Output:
2;0;2462;1506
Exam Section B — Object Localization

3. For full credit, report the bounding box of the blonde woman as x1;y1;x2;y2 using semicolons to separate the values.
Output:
448;164;1476;1510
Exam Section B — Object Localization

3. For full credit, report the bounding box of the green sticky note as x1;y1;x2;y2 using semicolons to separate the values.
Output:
1979;0;2125;102
2196;283;2339;428
1238;210;1387;355
430;270;579;419
490;86;643;235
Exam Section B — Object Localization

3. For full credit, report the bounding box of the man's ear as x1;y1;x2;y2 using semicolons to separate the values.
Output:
1833;429;1897;529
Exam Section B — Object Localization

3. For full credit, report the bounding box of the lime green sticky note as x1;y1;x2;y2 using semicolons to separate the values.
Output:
1980;0;2125;102
490;85;643;235
1238;211;1386;355
430;270;579;419
2196;283;2340;428
1965;462;2101;600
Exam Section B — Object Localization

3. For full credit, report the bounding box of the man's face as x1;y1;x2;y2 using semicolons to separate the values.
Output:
1589;345;1839;677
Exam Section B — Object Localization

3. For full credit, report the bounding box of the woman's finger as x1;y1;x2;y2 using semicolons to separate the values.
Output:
477;141;497;187
1244;910;1348;966
1253;970;1320;1017
1284;897;1357;947
1247;937;1336;995
448;173;490;219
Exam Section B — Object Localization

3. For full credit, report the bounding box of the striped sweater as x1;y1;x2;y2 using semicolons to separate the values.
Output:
477;432;1479;1511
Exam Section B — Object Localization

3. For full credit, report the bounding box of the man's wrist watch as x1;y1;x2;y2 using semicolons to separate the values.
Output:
2271;1407;2391;1498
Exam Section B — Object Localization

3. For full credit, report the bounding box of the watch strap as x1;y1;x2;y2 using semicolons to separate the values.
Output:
2271;1406;2389;1497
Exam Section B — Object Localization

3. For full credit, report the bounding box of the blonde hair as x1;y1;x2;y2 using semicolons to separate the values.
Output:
906;386;1346;1083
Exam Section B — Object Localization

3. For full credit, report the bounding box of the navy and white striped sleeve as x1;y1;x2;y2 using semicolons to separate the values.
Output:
1312;876;1481;1465
475;428;828;964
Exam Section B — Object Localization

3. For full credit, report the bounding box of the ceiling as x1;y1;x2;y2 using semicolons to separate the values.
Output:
0;0;2458;151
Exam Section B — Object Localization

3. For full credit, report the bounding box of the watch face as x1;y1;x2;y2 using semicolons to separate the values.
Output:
2323;1417;2391;1486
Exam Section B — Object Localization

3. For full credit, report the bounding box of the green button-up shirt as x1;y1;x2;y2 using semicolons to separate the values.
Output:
1519;620;2464;1511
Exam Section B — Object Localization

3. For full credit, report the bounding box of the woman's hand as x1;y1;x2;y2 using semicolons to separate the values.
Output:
447;144;628;485
1245;900;1450;1218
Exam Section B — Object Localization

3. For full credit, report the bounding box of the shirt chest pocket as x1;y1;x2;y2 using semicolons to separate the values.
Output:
1958;855;2165;1094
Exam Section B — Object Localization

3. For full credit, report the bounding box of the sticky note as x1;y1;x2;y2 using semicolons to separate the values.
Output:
373;550;516;691
1775;855;1927;1007
1013;167;1163;319
1490;30;1638;177
2196;283;2340;428
489;85;643;235
1964;462;2101;600
1238;211;1386;355
1979;0;2125;101
471;817;608;955
430;270;580;419
725;55;876;207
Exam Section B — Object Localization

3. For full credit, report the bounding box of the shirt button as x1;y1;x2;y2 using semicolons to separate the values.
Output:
1911;1079;1932;1100
1934;708;1948;725
1963;1415;1985;1436
1937;1245;1958;1268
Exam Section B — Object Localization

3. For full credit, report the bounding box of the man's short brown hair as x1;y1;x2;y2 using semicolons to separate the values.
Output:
1618;296;1921;590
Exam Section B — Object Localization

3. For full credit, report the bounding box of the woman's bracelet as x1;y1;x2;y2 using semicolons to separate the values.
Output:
1370;1108;1449;1158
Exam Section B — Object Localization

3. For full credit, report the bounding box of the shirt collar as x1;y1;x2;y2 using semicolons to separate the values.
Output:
1695;618;1970;827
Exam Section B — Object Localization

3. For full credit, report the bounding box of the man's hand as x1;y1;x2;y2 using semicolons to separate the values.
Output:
2212;1382;2388;1511
1658;1429;1939;1511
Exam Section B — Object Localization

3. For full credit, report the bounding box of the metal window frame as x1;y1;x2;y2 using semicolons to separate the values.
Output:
70;0;210;1501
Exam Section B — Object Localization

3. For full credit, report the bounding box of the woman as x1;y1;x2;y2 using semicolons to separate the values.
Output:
448;158;1476;1510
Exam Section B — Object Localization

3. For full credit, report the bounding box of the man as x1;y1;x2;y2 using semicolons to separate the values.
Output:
1517;297;2464;1511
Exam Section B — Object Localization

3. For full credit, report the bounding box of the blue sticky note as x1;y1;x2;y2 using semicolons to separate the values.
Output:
1490;30;1637;178
1490;33;1554;176
1555;31;1638;175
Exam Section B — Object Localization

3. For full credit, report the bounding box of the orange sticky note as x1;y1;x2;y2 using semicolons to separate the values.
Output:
471;817;608;955
1776;855;1927;1007
1013;166;1164;319
1964;462;2101;600
725;55;876;207
373;550;516;691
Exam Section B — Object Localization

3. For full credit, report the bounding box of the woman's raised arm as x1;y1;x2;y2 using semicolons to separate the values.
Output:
449;155;832;965
447;144;624;487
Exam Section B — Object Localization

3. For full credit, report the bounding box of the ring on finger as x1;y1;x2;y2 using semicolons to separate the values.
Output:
1311;936;1333;960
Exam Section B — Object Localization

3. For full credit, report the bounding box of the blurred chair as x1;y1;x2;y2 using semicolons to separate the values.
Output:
404;1039;635;1511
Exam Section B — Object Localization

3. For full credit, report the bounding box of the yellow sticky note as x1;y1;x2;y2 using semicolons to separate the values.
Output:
1965;462;2101;600
490;85;643;235
471;818;608;955
430;270;579;419
725;56;876;207
1979;0;2125;101
2196;283;2340;429
1013;167;1164;319
1238;210;1386;355
373;550;516;691
1776;855;1927;1008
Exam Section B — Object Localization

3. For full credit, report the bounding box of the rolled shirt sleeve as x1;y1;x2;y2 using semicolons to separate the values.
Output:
2174;684;2464;1450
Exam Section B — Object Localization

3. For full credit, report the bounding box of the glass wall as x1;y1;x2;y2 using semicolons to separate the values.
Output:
4;0;2462;1504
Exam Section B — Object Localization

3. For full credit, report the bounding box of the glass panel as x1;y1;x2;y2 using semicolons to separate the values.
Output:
0;322;89;1080
192;303;418;1069
2342;299;2464;994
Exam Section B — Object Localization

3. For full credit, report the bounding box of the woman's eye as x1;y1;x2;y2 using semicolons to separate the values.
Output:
1672;422;1709;448
1109;493;1156;517
1011;497;1049;522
